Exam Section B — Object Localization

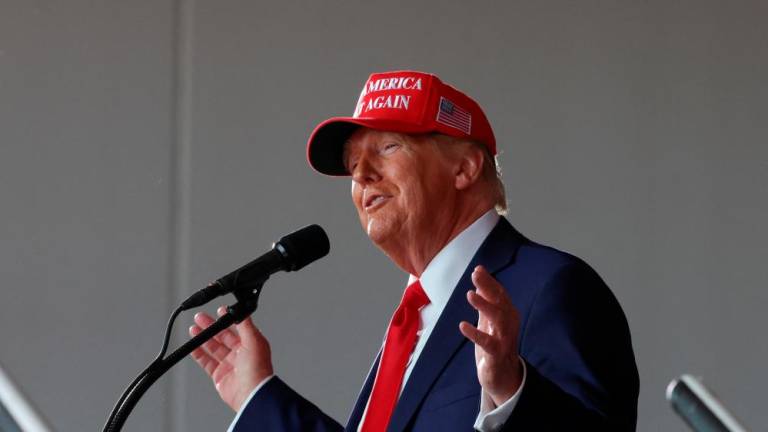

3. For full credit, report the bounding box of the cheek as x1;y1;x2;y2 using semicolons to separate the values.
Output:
399;174;431;201
350;182;365;212
403;175;448;212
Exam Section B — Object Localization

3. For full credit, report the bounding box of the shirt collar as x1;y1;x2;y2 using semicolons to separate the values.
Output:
407;209;500;309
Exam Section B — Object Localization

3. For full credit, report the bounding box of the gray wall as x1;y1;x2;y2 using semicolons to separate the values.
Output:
1;1;766;431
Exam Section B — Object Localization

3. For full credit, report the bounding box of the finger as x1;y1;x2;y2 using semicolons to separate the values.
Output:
469;288;511;337
189;325;220;377
190;312;232;361
459;321;500;356
236;316;265;349
189;324;205;356
467;292;504;336
194;311;240;349
472;266;506;304
466;290;503;322
193;311;218;330
213;306;246;347
204;334;232;361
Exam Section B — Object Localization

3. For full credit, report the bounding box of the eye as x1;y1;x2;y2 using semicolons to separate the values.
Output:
344;151;358;172
381;142;400;155
347;159;358;172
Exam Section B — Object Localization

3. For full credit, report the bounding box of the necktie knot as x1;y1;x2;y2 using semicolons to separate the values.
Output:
402;280;429;311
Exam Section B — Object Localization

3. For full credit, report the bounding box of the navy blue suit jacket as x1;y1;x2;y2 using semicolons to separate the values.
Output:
233;218;639;431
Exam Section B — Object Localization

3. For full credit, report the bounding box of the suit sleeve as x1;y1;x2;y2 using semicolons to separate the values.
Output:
231;376;344;432
502;261;639;431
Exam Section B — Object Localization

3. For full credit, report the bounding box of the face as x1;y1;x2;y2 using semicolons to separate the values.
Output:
343;128;459;250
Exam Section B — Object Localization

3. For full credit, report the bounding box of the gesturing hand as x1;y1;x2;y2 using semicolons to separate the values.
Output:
189;306;274;412
459;266;523;406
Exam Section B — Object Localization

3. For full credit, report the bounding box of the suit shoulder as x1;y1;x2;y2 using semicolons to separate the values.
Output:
493;230;614;312
491;221;612;304
510;236;627;329
513;236;598;279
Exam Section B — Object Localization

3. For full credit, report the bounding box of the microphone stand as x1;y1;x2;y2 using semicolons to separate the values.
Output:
104;280;266;432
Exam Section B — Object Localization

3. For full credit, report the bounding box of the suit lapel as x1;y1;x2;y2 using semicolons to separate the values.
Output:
386;218;524;432
345;351;381;431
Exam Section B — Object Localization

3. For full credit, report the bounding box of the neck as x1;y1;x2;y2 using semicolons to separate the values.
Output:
382;196;495;277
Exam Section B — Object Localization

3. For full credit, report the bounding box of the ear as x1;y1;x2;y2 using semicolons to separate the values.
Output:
454;144;485;190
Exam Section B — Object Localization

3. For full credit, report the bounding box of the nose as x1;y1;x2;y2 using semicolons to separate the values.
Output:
351;154;381;185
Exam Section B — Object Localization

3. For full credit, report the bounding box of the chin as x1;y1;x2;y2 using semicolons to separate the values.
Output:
364;217;398;246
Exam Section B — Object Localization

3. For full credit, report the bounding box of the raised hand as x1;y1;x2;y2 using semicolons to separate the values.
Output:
459;265;524;406
189;306;274;412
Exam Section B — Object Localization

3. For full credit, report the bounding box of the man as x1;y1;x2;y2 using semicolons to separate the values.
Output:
189;71;639;431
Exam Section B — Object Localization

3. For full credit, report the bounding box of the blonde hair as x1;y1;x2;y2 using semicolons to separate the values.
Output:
430;134;507;214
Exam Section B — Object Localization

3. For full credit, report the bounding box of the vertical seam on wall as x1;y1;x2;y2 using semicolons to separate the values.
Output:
168;0;194;431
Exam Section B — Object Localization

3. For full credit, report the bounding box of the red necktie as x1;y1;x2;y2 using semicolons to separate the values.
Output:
361;280;430;432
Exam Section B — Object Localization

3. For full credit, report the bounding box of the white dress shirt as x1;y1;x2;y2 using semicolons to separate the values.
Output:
230;209;526;432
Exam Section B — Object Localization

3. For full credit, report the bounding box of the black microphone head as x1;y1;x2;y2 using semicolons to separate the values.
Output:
274;224;330;271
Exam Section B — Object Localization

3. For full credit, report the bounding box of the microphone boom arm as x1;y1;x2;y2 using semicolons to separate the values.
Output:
103;224;329;431
103;282;264;432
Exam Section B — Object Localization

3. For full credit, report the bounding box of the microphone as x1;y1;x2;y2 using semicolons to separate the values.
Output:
667;374;748;432
181;224;330;310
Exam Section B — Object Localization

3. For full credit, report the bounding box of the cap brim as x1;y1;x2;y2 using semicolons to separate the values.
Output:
307;117;432;176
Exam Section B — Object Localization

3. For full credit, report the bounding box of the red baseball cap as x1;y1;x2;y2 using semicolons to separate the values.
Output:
307;70;496;176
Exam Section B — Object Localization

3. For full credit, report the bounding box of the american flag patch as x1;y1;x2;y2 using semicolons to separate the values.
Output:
436;97;471;134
